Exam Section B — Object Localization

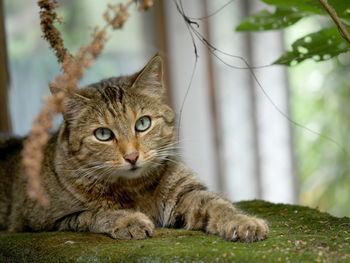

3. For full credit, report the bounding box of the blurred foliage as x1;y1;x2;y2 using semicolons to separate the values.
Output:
291;52;350;217
237;1;350;216
236;0;350;65
275;26;350;65
236;7;307;31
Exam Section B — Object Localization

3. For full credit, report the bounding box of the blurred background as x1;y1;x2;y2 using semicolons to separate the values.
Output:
1;0;350;217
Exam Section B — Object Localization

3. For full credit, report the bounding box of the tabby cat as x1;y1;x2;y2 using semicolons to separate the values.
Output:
0;56;268;242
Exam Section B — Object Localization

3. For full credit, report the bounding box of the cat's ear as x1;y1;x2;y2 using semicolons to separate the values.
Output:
61;88;93;121
131;55;166;99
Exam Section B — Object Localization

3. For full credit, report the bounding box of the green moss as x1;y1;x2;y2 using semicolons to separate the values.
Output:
1;201;350;263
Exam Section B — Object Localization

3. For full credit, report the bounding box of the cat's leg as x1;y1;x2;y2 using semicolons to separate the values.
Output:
56;210;154;240
173;190;269;242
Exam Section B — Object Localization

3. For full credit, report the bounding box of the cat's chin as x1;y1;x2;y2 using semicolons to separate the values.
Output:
117;168;144;180
107;166;148;181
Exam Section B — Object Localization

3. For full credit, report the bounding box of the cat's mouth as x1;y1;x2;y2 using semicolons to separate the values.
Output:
104;162;149;180
130;165;140;171
111;164;145;180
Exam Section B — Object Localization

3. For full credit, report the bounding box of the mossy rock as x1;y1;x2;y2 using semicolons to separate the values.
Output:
1;200;350;263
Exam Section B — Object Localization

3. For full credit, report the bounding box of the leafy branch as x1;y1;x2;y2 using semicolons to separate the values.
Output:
236;0;350;66
319;0;350;44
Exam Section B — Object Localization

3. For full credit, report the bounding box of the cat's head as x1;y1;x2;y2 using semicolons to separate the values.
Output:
58;56;176;180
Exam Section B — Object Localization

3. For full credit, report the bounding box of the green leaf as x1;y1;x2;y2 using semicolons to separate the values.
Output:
262;0;350;21
273;26;350;66
236;7;309;31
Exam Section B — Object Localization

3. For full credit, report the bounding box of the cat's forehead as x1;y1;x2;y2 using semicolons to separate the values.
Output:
82;85;137;132
97;85;127;105
88;82;152;117
75;76;164;120
92;85;138;118
84;78;133;105
91;79;157;108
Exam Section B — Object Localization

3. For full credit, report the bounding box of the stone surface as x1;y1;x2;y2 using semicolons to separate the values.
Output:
1;200;350;263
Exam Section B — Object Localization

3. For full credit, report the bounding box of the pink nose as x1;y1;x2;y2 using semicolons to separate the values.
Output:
123;152;139;165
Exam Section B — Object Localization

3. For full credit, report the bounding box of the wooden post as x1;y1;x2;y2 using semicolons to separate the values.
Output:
0;0;11;133
202;1;225;195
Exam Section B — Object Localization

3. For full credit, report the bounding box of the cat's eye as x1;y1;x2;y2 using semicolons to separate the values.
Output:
94;127;114;141
135;116;151;132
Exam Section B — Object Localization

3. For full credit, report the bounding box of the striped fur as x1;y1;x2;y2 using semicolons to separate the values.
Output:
0;56;268;242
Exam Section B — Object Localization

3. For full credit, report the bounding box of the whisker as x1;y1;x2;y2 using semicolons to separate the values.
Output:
158;157;180;165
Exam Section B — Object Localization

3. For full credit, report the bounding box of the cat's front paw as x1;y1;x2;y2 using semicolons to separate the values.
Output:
209;214;269;242
110;212;154;240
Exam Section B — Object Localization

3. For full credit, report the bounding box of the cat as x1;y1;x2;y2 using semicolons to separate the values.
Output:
0;55;268;242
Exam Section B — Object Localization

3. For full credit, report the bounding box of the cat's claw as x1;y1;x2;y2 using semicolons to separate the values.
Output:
209;214;269;242
232;215;269;242
231;229;238;241
110;212;155;240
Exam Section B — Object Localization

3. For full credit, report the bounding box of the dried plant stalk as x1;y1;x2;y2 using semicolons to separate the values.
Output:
22;93;66;206
23;0;153;206
138;0;154;11
38;0;71;63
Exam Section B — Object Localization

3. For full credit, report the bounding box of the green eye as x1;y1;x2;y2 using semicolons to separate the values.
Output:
94;127;114;141
135;116;151;132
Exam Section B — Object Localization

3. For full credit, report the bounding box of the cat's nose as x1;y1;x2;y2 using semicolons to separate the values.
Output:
123;152;139;165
